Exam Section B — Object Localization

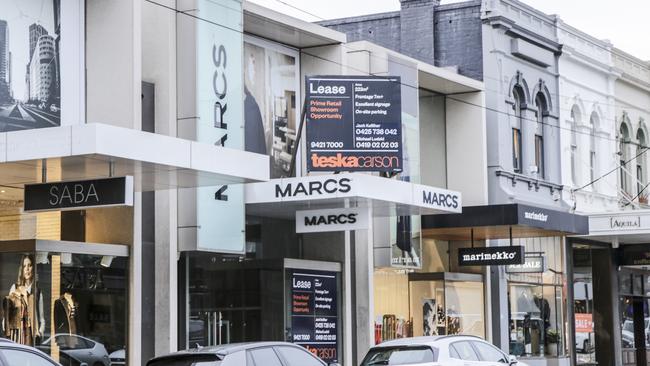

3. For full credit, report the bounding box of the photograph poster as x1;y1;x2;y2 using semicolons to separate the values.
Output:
0;0;61;132
244;39;299;178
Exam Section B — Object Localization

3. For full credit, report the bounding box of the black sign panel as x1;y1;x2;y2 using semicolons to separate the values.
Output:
458;246;525;266
290;269;339;363
506;256;546;273
305;75;402;172
620;245;650;266
24;176;133;212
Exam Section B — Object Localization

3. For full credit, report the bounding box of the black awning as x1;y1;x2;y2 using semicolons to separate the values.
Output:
422;204;589;240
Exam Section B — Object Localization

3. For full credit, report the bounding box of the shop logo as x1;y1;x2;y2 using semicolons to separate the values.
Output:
304;213;357;226
310;153;400;170
422;190;459;209
610;216;641;229
458;246;525;266
275;178;352;198
524;211;548;222
49;184;99;205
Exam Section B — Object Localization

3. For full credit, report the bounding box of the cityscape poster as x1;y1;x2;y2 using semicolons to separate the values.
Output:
0;0;60;132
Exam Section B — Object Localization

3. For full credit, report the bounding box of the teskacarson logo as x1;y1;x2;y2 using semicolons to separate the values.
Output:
524;211;548;222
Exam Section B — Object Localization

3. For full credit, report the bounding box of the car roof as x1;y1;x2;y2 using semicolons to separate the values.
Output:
374;335;484;348
147;342;311;364
0;338;62;364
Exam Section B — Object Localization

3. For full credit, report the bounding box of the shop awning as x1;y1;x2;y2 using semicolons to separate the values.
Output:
243;1;346;48
422;204;589;240
245;173;462;218
0;123;269;196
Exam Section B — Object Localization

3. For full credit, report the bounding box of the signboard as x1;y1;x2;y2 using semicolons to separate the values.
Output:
619;245;650;266
24;176;133;212
506;256;546;273
177;0;245;253
575;313;594;333
305;75;402;172
296;207;369;233
458;246;525;266
290;269;339;364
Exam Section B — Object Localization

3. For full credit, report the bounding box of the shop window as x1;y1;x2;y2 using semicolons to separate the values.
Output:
507;237;565;359
0;252;128;365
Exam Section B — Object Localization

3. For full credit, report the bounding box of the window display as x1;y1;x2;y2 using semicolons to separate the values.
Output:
0;251;128;365
507;237;566;358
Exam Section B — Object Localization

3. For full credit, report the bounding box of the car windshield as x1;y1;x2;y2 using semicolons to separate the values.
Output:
361;346;435;366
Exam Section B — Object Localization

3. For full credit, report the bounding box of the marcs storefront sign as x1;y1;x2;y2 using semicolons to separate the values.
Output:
24;176;134;212
458;246;525;266
296;207;369;233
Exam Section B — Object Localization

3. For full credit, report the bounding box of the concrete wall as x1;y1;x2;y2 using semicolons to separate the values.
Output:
86;0;141;129
446;91;488;205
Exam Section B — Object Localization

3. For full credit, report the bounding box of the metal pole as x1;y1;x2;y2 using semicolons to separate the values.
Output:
509;226;513;246
289;97;308;177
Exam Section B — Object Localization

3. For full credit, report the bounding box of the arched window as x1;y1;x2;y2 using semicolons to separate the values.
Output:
589;113;598;184
535;93;547;178
620;122;630;194
570;106;581;185
512;86;525;174
637;128;646;195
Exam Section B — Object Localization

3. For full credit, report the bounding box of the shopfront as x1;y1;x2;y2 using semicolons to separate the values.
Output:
421;204;588;366
577;210;650;366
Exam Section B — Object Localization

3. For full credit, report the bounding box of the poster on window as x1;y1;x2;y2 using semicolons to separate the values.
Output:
0;0;62;131
289;269;339;364
244;38;299;178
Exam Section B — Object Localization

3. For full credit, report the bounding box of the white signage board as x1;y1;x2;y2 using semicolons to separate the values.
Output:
296;207;369;233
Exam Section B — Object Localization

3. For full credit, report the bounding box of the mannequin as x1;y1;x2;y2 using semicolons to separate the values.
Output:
54;292;78;334
2;255;44;345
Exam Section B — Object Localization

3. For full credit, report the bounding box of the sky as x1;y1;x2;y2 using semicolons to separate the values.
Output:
250;0;650;61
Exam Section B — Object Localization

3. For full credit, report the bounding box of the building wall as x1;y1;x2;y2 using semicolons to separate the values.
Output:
434;1;483;80
319;12;401;57
556;22;618;214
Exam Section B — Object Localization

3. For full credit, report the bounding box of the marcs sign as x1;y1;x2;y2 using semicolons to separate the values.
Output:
296;207;369;233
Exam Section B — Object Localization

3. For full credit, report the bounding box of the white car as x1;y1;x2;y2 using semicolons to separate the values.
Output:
361;336;528;366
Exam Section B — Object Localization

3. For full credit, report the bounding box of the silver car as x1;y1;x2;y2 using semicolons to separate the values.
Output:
0;338;61;366
361;336;529;366
40;334;110;366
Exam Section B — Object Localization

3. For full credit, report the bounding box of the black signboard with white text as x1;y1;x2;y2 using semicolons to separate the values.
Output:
289;269;339;363
24;176;134;212
458;246;525;266
305;75;402;172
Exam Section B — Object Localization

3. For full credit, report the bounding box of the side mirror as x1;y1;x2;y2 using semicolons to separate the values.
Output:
508;355;518;365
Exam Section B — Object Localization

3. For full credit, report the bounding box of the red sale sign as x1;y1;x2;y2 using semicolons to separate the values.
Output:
575;313;594;333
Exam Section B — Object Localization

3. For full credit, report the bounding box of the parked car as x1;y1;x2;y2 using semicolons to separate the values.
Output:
0;337;61;366
109;349;126;365
38;334;110;366
361;336;528;366
574;331;595;353
147;342;341;366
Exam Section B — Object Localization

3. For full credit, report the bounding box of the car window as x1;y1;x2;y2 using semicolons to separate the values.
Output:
148;357;221;366
55;335;90;350
0;349;57;366
275;346;324;366
361;346;435;366
248;348;283;366
449;341;479;361
472;341;508;363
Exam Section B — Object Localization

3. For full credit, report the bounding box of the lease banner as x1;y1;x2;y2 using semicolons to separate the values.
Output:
305;75;402;172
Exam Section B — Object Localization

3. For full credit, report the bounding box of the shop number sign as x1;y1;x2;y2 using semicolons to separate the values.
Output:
305;75;403;172
290;269;339;364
